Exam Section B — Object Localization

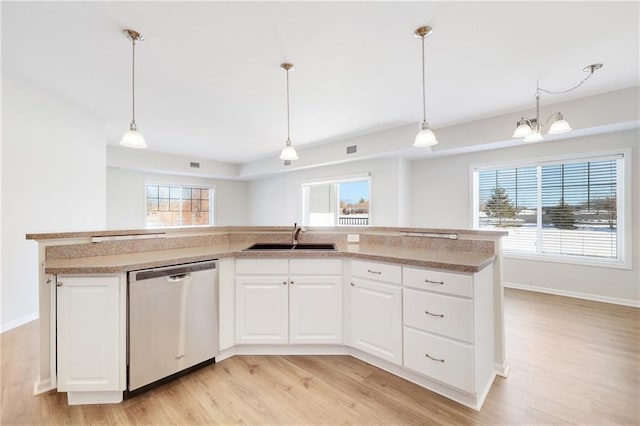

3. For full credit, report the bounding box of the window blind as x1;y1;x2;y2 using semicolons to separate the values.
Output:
476;156;621;262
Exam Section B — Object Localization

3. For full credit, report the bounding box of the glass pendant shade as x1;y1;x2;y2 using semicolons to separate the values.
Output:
512;120;533;138
413;122;438;148
279;140;298;161
523;131;543;143
120;125;147;149
548;115;572;134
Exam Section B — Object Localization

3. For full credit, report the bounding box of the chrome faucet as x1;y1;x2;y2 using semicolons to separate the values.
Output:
292;222;303;245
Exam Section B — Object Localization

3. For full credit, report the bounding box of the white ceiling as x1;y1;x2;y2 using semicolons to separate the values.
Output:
2;1;638;164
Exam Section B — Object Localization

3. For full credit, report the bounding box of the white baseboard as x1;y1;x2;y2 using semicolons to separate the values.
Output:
495;361;510;378
1;312;38;333
504;282;640;308
67;391;123;405
33;378;55;395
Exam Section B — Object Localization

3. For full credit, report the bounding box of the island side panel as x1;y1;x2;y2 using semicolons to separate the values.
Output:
493;237;508;376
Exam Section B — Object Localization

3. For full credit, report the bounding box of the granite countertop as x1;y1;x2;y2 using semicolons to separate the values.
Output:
44;241;495;275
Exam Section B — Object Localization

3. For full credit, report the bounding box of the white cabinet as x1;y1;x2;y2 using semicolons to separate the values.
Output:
290;275;342;344
349;260;403;365
402;265;494;395
56;275;124;393
235;275;289;344
404;327;474;392
235;258;343;345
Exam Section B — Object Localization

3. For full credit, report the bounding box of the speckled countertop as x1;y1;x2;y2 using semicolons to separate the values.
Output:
45;241;495;274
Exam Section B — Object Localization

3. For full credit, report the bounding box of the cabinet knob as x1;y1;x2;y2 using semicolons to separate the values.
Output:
350;282;355;287
46;278;52;285
282;281;287;285
56;281;63;287
290;281;294;285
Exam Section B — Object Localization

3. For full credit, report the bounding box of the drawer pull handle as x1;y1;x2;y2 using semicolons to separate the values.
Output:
425;353;445;363
367;269;382;275
424;279;444;285
424;310;444;318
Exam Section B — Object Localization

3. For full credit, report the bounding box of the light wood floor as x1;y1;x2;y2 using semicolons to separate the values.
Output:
1;289;638;425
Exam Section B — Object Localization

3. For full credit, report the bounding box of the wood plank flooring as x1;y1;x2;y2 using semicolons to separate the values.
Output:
1;288;638;425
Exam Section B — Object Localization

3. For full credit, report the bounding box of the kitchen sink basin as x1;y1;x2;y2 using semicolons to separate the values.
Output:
293;243;337;250
244;243;337;251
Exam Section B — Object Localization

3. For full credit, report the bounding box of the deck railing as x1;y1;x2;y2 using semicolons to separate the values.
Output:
338;216;369;226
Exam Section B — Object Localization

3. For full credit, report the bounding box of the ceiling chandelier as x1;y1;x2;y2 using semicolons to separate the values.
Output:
412;25;438;149
512;63;603;142
119;29;147;149
279;62;298;161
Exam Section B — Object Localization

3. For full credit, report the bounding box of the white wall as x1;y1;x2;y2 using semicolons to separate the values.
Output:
410;130;640;305
247;157;406;226
106;168;249;229
1;75;107;331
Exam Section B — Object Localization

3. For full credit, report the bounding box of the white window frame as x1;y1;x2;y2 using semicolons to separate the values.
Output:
144;181;215;228
301;173;372;227
470;149;631;269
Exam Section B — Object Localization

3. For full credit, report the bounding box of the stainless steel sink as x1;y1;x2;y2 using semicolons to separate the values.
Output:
244;243;337;251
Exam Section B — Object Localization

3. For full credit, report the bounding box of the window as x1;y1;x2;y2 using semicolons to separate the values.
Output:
145;184;214;227
302;177;370;226
473;153;626;265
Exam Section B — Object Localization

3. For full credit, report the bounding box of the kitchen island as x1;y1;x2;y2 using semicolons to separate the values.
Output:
28;226;508;410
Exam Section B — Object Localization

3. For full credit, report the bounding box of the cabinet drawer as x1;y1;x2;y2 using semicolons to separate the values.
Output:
404;267;473;298
352;260;401;285
403;327;474;393
235;259;289;275
289;259;342;275
404;289;473;343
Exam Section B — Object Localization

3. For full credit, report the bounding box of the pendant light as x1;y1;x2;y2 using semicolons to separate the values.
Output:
120;29;147;149
279;62;298;161
511;64;602;142
413;25;438;149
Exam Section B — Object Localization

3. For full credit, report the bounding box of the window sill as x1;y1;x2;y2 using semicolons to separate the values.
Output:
503;252;631;270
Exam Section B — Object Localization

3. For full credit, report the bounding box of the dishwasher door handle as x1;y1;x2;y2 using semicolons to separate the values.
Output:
167;273;191;282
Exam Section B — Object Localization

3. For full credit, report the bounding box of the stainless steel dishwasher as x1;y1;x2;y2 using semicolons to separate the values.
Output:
127;260;219;395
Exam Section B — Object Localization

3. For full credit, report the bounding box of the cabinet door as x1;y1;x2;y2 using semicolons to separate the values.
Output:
350;278;402;365
235;276;289;344
289;276;342;344
56;276;122;392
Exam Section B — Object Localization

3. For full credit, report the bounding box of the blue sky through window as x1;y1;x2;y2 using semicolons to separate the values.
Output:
339;181;369;204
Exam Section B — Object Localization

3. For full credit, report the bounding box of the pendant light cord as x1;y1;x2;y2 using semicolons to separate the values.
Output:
131;38;136;126
286;68;291;142
421;35;426;123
